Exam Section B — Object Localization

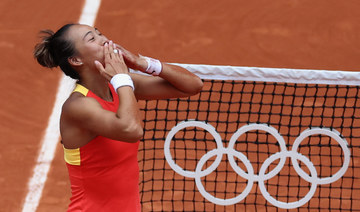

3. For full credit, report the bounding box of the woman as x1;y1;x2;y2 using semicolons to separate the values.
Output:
34;23;203;211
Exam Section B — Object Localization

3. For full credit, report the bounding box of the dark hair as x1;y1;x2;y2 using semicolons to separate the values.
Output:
34;23;80;80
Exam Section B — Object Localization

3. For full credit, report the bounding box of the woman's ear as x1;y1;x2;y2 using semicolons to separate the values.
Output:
68;57;83;66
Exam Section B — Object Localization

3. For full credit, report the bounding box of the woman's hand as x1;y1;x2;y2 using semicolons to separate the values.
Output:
115;44;148;73
94;41;129;81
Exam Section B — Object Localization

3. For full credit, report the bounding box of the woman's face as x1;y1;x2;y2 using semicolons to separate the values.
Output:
67;24;109;68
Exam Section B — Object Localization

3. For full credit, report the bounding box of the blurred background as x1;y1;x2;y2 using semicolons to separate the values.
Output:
0;0;359;211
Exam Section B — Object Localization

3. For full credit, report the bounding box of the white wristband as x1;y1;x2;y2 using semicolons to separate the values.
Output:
143;56;162;76
110;74;134;91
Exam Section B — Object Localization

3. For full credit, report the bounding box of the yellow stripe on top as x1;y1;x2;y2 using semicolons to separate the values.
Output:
73;84;89;96
63;146;81;165
62;84;88;166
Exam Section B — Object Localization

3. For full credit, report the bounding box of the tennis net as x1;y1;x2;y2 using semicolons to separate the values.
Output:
137;64;360;211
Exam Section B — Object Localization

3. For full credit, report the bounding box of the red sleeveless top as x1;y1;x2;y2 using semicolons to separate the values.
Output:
64;84;140;212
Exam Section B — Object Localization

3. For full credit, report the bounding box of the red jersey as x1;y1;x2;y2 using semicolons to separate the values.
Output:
63;84;141;212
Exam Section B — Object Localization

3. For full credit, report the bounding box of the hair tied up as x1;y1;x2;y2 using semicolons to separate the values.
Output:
34;24;80;80
34;29;58;68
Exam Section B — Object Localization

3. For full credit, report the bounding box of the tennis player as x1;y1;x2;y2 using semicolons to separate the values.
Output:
34;23;203;211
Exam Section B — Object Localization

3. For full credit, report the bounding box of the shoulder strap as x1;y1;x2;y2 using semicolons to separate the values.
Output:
73;84;89;96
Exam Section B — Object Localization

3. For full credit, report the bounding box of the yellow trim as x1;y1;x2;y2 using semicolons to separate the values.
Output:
73;84;89;96
63;146;81;165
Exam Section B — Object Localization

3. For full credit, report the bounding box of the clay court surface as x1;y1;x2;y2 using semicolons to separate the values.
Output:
1;0;360;211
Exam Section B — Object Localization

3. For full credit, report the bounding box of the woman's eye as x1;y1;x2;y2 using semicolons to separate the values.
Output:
89;37;95;41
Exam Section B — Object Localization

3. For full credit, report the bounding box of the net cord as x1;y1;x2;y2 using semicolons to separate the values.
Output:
131;63;360;85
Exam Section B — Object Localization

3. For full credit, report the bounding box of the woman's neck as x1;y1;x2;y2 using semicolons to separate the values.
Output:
78;72;113;102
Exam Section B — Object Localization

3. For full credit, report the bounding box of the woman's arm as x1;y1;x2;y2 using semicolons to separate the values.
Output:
93;41;143;140
116;45;203;100
61;91;143;144
131;63;203;100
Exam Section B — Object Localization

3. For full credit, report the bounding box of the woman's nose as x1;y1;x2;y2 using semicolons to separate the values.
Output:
102;39;109;46
100;35;109;46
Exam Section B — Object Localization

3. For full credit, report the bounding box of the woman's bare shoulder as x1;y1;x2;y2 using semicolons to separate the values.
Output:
61;92;101;120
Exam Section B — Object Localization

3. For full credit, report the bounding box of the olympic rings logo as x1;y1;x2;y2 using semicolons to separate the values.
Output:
164;121;351;209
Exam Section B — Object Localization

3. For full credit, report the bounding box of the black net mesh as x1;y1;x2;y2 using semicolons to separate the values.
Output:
138;79;360;211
